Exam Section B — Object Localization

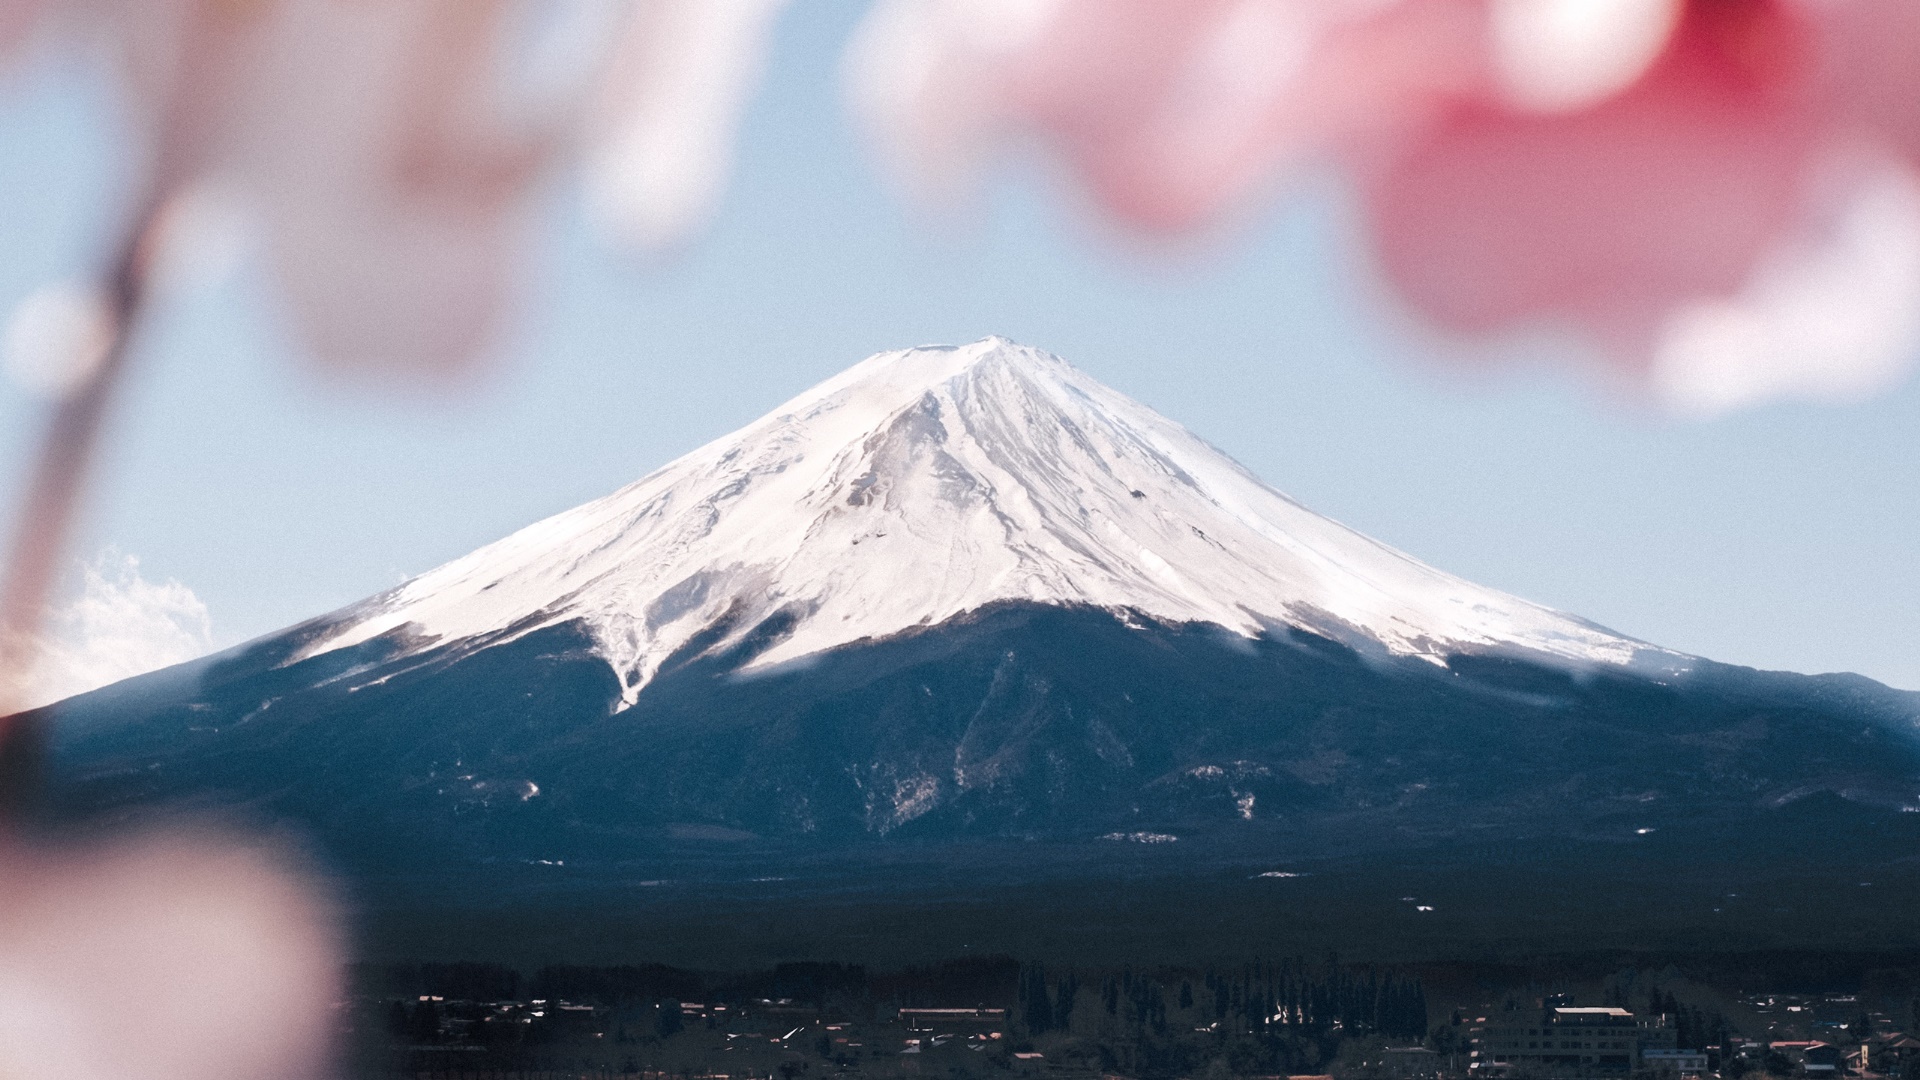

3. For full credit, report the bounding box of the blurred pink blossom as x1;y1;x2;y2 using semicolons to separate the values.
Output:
848;0;1920;413
0;829;343;1080
6;0;788;376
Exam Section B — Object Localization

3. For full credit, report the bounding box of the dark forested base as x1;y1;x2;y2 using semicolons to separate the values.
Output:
342;813;1920;973
41;602;1920;858
28;601;1920;974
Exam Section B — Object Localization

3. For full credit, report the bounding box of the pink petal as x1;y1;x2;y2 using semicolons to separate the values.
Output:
94;1;551;376
1366;0;1822;366
0;0;46;60
224;0;551;377
254;189;524;380
845;0;1081;209
587;0;791;251
1800;0;1920;164
0;831;342;1080
998;0;1325;229
850;0;1484;231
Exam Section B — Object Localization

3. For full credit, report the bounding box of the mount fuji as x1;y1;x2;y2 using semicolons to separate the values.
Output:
29;339;1920;953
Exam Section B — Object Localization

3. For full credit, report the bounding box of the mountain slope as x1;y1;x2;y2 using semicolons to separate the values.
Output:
53;601;1920;845
301;337;1680;708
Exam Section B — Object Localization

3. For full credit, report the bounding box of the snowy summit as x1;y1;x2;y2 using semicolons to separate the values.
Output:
306;338;1684;704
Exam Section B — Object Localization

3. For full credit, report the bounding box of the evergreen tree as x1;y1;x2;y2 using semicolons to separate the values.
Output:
1021;964;1054;1032
1053;972;1079;1030
408;999;441;1043
654;998;683;1038
386;999;410;1038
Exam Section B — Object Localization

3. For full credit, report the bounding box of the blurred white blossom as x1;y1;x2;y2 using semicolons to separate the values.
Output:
0;830;342;1080
4;0;791;377
1;284;112;400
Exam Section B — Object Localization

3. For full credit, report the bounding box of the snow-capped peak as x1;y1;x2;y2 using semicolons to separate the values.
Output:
305;338;1683;703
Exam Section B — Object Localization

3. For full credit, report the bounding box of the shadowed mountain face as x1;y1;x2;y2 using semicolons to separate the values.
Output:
44;602;1920;877
22;339;1920;959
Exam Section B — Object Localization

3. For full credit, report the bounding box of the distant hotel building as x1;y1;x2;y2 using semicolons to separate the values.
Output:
1473;1007;1662;1075
896;1007;1006;1031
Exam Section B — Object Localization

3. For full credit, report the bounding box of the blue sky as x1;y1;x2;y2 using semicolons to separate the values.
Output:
1;5;1916;691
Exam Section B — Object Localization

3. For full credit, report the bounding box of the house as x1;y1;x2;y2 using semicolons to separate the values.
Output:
1881;1033;1920;1069
1772;1041;1843;1075
898;1007;1007;1031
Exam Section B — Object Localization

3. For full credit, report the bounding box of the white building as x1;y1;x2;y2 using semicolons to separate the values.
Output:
1473;1007;1650;1075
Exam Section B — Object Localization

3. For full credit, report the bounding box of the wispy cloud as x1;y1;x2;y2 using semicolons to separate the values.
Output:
5;551;214;710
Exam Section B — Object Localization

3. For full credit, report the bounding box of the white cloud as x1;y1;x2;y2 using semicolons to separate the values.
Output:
6;551;214;710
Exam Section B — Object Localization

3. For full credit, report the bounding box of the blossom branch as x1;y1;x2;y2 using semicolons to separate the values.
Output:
0;201;163;809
